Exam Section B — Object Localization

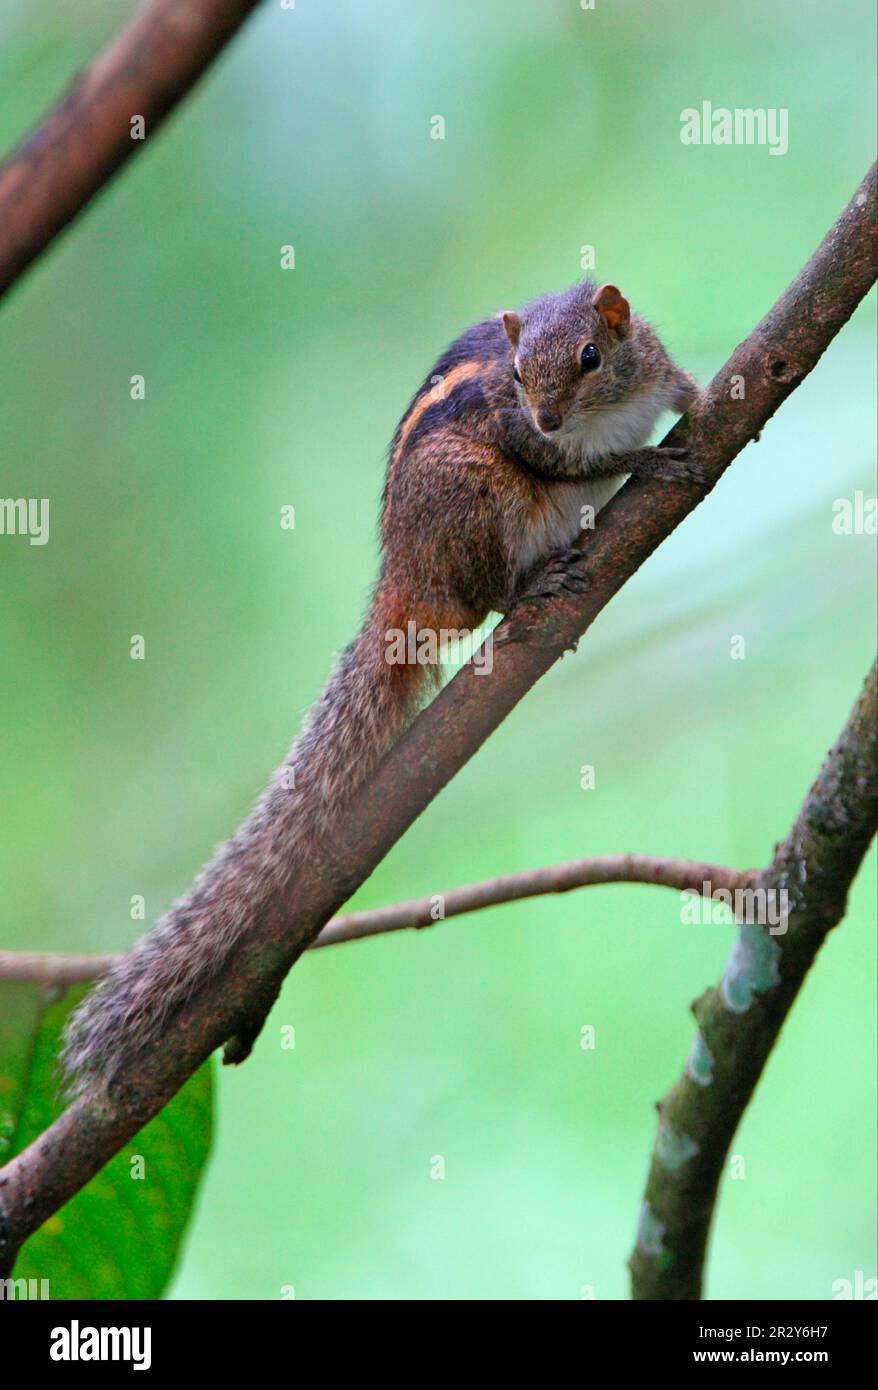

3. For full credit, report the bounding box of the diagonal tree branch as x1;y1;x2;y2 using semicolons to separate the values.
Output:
0;854;754;982
0;0;264;300
0;164;875;1279
629;660;878;1300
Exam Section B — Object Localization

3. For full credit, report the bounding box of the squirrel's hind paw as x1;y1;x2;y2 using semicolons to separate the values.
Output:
513;547;592;607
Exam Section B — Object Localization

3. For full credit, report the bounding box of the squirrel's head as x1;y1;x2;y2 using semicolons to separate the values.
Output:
500;281;658;438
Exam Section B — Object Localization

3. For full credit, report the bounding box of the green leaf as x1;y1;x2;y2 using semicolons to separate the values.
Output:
0;980;213;1299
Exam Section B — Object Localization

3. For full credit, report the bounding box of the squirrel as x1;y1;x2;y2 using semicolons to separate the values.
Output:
62;279;698;1094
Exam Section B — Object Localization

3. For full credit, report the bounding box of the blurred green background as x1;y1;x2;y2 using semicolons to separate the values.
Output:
1;0;875;1300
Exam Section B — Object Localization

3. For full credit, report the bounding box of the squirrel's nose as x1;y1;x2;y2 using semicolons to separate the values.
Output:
537;410;562;434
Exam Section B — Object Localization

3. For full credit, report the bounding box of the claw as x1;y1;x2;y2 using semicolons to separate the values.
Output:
514;546;591;607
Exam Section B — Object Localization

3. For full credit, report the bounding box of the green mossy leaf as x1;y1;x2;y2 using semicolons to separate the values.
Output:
0;981;213;1300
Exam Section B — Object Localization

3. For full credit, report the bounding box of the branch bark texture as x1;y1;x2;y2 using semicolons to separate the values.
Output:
629;661;878;1299
1;165;876;1277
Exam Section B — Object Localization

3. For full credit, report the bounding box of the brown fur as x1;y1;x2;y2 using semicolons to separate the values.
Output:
62;280;697;1093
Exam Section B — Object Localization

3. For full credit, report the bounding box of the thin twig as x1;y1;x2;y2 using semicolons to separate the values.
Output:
0;953;117;986
314;854;754;947
0;854;754;982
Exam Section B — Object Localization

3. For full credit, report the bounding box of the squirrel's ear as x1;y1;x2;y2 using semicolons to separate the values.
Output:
500;311;521;348
593;284;631;339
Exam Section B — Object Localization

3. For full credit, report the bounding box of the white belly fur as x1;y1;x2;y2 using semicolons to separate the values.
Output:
515;475;623;577
516;386;673;577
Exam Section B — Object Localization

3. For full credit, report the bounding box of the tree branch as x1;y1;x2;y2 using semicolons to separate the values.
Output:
0;854;754;982
0;164;875;1279
0;953;117;986
629;661;878;1300
312;855;753;948
0;0;263;300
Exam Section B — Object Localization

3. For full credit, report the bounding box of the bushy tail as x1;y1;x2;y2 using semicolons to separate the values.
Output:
62;588;429;1094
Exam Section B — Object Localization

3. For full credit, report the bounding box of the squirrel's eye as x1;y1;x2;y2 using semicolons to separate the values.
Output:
580;343;601;373
512;363;522;384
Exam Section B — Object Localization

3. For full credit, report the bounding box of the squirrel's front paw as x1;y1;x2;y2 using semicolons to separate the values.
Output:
513;546;591;606
631;446;707;486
